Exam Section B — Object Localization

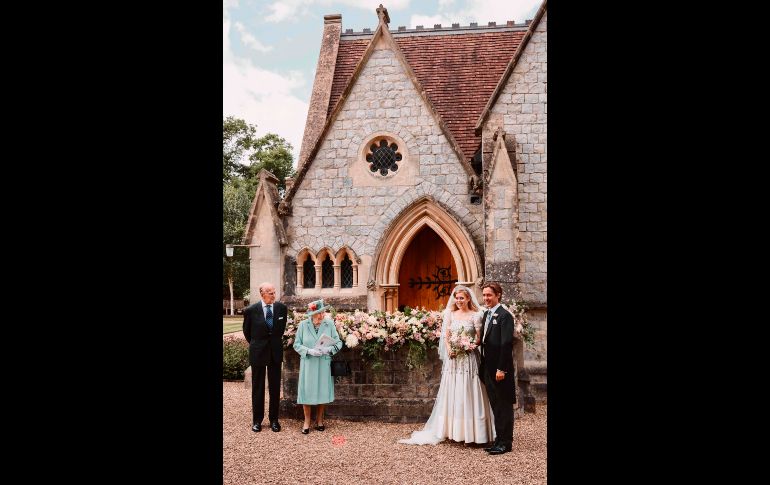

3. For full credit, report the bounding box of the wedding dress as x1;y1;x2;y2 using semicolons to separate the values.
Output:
398;286;495;445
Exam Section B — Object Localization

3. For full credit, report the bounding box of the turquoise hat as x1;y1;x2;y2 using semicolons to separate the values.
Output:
306;299;327;316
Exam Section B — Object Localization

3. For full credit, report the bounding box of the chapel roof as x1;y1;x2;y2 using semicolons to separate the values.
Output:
327;22;529;163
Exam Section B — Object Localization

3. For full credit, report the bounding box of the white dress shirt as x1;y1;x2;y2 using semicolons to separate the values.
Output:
261;300;274;319
484;303;501;339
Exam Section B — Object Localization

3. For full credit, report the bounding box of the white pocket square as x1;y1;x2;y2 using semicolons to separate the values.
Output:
279;317;285;320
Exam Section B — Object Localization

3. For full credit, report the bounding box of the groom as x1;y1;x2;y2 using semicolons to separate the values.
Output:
479;282;517;455
243;282;288;433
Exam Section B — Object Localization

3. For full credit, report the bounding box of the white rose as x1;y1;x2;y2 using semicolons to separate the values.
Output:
345;334;359;348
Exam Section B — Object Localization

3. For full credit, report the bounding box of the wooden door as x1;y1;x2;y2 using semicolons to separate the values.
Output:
397;226;457;311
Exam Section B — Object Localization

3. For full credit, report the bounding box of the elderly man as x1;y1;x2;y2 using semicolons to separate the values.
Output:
242;282;288;432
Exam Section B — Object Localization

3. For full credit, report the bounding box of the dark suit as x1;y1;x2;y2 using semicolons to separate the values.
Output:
243;300;287;424
479;305;517;448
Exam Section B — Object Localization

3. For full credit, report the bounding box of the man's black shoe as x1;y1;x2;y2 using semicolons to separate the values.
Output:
483;442;499;452
486;445;512;455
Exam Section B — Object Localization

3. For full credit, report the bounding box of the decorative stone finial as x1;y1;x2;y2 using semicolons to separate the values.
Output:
469;174;482;195
278;201;292;216
376;4;390;24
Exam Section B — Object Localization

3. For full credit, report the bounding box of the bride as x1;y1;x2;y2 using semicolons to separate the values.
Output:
399;285;495;445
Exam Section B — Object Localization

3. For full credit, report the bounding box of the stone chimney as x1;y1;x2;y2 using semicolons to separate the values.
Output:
297;14;342;168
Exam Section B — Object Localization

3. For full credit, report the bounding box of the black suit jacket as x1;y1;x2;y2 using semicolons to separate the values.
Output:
242;301;287;367
480;305;516;379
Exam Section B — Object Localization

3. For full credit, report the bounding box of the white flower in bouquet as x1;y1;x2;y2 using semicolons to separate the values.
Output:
449;327;478;358
345;334;359;348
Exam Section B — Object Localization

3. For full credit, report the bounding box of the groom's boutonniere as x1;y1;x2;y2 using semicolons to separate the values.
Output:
492;313;498;325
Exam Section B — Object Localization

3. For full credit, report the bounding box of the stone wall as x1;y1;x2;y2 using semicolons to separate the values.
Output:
484;12;547;366
277;344;536;421
280;346;441;423
487;11;547;306
286;44;484;290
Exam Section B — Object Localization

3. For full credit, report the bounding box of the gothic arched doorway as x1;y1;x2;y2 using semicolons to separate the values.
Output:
398;226;457;311
370;197;482;312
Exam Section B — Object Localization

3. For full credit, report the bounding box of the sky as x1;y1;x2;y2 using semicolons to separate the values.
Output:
223;0;542;165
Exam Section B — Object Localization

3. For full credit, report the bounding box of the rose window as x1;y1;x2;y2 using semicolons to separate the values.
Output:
366;139;402;176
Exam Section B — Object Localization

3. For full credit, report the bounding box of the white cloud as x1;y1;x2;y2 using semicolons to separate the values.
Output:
265;0;305;23
234;22;274;53
410;15;452;28
410;0;541;28
224;2;308;165
265;0;412;23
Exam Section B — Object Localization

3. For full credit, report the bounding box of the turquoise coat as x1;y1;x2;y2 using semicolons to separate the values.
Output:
293;317;343;405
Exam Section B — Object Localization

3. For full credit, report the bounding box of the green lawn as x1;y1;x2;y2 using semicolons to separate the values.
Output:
223;317;243;335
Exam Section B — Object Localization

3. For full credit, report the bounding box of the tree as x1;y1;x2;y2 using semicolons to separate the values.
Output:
223;116;256;182
243;132;296;196
223;180;252;315
222;116;297;314
223;117;296;192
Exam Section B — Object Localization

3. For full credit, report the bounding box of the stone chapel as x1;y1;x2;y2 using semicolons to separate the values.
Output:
244;1;547;394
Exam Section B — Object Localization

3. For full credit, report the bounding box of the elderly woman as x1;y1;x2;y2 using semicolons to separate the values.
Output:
292;299;343;434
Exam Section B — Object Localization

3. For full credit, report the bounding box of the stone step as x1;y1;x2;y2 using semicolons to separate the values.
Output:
531;382;547;403
523;361;547;403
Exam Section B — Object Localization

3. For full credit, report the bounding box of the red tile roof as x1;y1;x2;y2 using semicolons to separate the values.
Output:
327;31;525;163
327;39;370;119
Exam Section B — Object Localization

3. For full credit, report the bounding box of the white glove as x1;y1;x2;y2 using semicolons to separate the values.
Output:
307;348;322;357
321;345;334;355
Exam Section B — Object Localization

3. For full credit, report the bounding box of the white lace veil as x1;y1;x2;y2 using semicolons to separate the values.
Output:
438;285;483;361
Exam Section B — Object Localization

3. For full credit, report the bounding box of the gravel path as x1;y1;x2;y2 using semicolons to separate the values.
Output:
223;382;547;484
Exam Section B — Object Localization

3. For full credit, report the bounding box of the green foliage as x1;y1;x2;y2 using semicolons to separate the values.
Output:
222;116;296;300
505;299;536;349
404;339;427;371
243;132;296;197
223;116;296;194
223;337;249;380
223;116;257;182
361;340;385;371
223;181;252;299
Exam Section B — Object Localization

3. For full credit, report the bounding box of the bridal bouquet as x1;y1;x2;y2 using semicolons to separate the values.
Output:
448;327;478;358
